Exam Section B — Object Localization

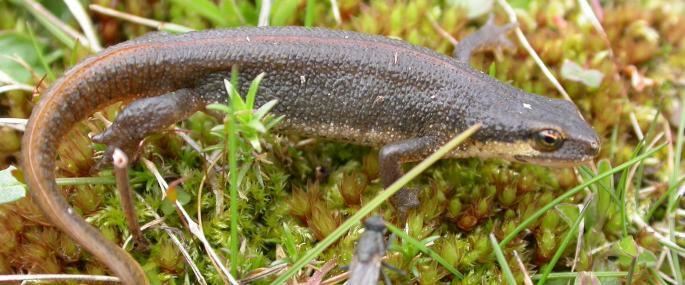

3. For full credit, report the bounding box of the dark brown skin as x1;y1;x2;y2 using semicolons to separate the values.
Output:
22;24;599;284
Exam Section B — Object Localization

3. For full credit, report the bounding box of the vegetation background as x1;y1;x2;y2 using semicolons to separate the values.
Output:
0;0;683;284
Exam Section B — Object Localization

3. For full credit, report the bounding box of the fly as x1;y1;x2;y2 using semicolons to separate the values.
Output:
348;215;392;285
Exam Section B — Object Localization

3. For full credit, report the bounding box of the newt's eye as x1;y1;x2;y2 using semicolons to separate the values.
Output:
533;129;564;151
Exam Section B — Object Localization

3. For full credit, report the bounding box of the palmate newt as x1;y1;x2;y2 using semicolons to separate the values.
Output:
21;21;599;284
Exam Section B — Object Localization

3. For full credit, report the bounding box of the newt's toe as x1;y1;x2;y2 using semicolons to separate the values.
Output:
390;187;420;219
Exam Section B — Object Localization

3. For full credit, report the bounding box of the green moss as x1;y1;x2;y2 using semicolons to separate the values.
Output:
1;0;684;283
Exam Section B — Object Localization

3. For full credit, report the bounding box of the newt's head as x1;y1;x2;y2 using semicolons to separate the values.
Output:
455;87;600;167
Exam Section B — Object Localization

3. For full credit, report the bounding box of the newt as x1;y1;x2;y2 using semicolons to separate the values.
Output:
21;21;599;284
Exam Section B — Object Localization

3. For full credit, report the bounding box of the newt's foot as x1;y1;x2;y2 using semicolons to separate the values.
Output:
453;15;517;62
476;15;517;52
390;187;420;219
90;88;206;172
91;129;142;172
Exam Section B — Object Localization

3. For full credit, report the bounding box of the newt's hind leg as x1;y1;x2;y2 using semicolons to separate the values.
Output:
92;88;208;168
91;88;211;253
453;15;517;62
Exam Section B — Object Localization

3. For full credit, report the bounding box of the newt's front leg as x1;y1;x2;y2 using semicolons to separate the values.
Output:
384;18;516;216
379;137;437;217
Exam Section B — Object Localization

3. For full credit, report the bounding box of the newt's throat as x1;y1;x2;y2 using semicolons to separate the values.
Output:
449;139;590;167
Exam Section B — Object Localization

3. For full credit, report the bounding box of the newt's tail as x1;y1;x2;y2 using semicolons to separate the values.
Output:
19;41;178;285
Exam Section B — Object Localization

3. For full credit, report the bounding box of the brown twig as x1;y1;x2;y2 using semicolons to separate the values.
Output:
113;148;148;251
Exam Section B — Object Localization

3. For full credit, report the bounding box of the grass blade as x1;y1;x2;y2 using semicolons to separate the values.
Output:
63;0;102;51
89;5;194;33
536;199;592;285
385;223;464;279
490;233;516;285
304;0;315;27
227;110;239;276
666;94;685;283
499;143;666;247
170;0;227;26
258;0;271;26
25;24;55;81
16;0;95;51
532;271;627;280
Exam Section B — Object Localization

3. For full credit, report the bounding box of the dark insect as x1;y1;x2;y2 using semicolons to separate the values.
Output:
348;216;391;285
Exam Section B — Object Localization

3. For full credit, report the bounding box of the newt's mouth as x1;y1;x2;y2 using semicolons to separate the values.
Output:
513;155;595;168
